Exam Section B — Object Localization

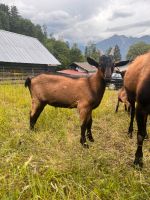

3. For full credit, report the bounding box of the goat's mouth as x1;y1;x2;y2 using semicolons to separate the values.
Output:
104;77;112;83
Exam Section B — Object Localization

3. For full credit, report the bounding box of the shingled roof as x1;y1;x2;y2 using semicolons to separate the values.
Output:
69;62;97;73
0;30;60;66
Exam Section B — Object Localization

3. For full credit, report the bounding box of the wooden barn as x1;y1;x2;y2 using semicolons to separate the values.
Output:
0;30;60;82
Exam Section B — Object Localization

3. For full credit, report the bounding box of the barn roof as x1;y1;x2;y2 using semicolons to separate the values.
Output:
69;62;97;73
58;69;87;76
0;30;60;66
114;65;128;73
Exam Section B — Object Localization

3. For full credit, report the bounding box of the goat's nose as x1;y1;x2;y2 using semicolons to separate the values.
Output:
104;67;112;80
104;73;112;79
104;72;112;82
105;77;111;82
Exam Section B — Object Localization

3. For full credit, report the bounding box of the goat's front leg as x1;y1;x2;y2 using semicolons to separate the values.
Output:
79;106;91;148
128;101;135;138
80;123;89;148
87;117;94;142
115;99;119;112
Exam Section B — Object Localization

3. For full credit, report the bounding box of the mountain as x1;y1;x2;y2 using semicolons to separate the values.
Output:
96;35;150;59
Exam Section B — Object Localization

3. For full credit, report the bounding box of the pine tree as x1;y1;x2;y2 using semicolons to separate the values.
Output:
106;47;112;56
114;45;121;61
84;42;99;62
70;43;84;63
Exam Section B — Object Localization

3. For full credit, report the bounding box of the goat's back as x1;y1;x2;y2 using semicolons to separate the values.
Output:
29;73;96;108
124;52;150;93
124;52;150;110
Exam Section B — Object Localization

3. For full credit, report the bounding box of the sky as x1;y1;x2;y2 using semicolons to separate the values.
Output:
1;0;150;44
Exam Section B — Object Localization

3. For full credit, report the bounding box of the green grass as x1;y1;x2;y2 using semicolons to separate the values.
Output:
0;84;150;200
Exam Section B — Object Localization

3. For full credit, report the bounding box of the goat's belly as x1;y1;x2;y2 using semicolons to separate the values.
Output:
48;101;77;108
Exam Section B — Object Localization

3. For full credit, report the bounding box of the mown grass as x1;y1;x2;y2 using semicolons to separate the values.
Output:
0;84;150;200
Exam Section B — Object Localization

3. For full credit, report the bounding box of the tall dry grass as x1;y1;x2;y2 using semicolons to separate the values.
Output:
0;84;149;199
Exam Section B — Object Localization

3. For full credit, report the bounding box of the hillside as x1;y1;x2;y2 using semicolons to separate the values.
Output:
96;35;150;59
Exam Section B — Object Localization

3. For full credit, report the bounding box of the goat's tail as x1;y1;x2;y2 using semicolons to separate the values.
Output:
25;77;31;88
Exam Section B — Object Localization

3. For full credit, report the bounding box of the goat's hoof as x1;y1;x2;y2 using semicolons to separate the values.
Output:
83;143;89;148
88;138;94;142
134;157;143;168
144;134;149;140
30;127;34;131
80;138;89;148
128;132;132;139
87;136;94;142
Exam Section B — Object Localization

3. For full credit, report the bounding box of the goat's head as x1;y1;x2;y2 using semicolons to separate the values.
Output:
87;55;130;81
87;55;114;81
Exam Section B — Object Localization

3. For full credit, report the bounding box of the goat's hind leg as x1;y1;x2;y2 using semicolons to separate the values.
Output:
134;105;147;167
144;114;148;139
30;99;45;130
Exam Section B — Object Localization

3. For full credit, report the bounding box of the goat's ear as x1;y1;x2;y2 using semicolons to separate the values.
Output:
115;60;130;67
87;57;99;68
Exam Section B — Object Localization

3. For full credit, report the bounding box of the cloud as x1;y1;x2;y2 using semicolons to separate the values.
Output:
110;11;133;20
1;0;150;43
107;20;150;32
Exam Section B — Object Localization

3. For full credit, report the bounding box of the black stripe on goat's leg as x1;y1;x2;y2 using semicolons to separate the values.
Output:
80;123;88;148
86;116;94;142
144;114;149;139
79;106;92;148
128;101;135;138
134;105;147;167
30;99;45;130
115;99;119;112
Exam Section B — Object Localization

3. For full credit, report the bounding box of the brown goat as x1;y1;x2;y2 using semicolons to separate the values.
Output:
115;86;130;113
124;52;150;167
115;71;130;113
25;56;129;148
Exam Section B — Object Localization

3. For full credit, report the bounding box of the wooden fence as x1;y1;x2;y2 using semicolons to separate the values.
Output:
0;66;123;89
0;65;54;84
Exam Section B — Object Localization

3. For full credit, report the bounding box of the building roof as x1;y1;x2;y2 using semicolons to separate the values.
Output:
70;62;97;73
0;30;60;66
58;69;87;76
114;65;128;73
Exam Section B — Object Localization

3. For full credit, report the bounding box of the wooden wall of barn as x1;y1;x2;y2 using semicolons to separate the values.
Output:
0;63;57;84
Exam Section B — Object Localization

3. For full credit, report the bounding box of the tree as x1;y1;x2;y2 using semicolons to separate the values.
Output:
106;47;113;56
84;42;99;62
126;42;150;60
114;45;121;61
70;43;84;63
0;10;10;30
0;4;10;30
9;5;20;32
45;39;70;67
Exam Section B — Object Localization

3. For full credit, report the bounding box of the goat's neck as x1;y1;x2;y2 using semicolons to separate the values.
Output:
89;69;105;96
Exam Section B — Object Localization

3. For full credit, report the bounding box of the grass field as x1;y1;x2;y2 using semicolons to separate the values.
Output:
0;84;150;200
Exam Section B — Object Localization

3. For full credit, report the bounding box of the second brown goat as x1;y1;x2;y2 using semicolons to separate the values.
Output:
115;86;130;113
